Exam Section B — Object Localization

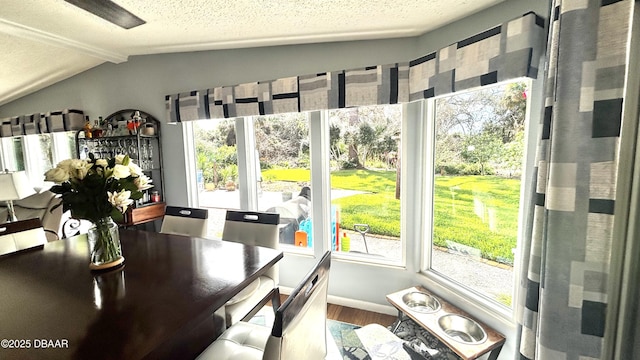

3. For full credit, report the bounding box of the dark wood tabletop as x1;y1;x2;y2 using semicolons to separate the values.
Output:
0;229;283;360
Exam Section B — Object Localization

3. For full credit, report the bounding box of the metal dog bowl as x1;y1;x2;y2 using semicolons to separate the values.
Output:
437;314;487;345
402;292;441;314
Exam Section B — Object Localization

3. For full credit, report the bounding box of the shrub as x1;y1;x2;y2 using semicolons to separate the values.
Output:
460;163;494;175
435;163;464;175
219;164;238;182
435;162;495;176
340;159;359;170
297;154;310;168
214;145;237;166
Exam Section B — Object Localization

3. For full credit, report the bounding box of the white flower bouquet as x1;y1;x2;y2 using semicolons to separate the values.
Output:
45;154;154;268
45;154;153;223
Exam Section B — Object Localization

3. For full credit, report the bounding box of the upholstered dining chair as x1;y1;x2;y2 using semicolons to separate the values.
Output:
160;206;209;237
221;210;281;327
0;218;47;256
196;251;331;360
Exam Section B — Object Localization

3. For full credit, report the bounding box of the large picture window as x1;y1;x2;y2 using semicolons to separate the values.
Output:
0;131;77;189
191;106;403;262
427;80;530;308
187;80;533;313
329;105;403;263
193;119;240;238
254;113;311;249
192;114;312;247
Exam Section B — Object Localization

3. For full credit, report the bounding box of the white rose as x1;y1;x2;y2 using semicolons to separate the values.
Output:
111;164;131;179
56;159;75;173
95;159;108;168
108;189;134;213
71;160;92;180
44;167;70;183
128;162;143;177
114;154;131;166
134;175;153;190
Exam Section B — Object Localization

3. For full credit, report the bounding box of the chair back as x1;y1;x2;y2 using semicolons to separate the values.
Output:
222;210;280;278
263;251;331;360
222;210;280;246
0;218;47;256
160;206;209;237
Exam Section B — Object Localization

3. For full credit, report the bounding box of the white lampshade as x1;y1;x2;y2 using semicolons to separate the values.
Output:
0;171;36;201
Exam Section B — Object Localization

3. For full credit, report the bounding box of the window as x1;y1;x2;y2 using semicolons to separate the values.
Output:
193;119;240;238
185;81;532;312
190;107;404;263
0;137;25;172
192;114;313;247
52;132;78;162
426;81;530;308
23;134;54;186
328;105;403;263
253;113;311;249
0;131;77;188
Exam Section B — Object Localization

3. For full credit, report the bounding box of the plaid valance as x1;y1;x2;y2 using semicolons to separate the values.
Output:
167;12;545;123
0;109;85;137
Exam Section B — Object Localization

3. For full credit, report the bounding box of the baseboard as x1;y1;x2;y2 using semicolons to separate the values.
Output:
279;286;398;316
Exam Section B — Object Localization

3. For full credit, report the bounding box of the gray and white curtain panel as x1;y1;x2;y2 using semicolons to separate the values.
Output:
515;0;632;359
165;12;545;123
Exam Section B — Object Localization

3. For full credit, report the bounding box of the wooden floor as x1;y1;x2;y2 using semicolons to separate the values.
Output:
327;302;397;327
275;294;397;327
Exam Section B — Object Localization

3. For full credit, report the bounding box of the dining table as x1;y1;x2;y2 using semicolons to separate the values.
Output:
0;229;283;360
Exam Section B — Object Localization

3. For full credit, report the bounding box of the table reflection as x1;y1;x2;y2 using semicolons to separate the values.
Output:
93;267;126;310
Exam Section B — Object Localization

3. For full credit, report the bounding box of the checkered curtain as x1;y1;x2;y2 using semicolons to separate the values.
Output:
515;0;631;359
166;12;545;123
0;109;85;137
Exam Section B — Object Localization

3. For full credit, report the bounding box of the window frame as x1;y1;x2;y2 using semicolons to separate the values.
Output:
325;104;408;267
418;78;539;322
182;76;541;325
0;132;78;189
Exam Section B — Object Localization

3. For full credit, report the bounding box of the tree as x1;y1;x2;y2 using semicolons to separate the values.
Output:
329;124;343;170
435;81;529;176
328;105;401;170
356;123;376;169
253;113;309;168
501;130;525;177
461;131;502;175
484;82;528;143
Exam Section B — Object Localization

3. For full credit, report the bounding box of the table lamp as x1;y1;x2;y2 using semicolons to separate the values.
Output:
0;171;36;222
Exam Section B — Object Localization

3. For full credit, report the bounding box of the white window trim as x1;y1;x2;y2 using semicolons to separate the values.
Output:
51;132;73;164
182;83;539;325
181;121;199;207
417;89;517;324
416;78;539;325
23;135;43;186
0;137;17;171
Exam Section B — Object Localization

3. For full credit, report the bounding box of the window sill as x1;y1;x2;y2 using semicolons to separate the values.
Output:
331;251;406;270
281;246;406;269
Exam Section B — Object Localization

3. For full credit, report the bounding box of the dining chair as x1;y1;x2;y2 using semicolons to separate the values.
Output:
160;206;209;237
0;218;47;256
221;210;281;326
196;251;331;360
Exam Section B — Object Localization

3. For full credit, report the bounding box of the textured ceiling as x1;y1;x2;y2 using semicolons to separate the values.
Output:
0;0;505;106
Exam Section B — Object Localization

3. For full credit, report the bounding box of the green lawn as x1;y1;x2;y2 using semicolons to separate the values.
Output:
261;168;520;263
433;176;520;263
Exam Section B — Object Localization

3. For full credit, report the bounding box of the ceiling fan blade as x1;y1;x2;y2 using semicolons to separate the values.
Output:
64;0;146;29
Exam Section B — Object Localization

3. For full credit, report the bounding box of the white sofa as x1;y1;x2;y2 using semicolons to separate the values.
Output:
0;190;64;242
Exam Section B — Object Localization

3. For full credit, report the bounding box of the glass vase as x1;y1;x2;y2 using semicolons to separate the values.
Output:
87;217;124;270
